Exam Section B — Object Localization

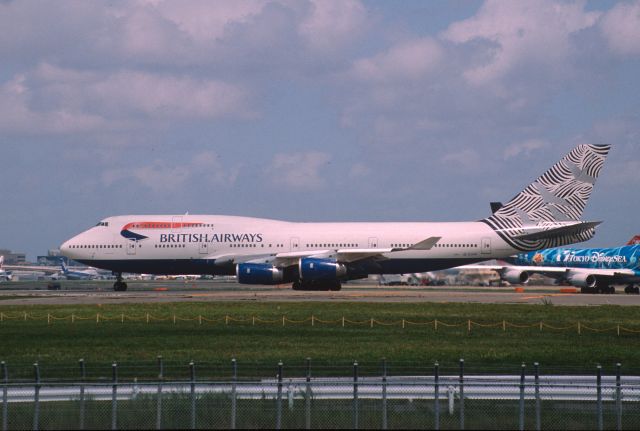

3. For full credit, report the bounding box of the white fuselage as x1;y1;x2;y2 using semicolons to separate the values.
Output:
61;214;515;276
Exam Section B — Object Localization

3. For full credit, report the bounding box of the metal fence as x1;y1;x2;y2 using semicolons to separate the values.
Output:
2;360;639;430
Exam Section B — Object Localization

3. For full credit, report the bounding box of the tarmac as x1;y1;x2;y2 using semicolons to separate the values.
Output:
1;280;639;306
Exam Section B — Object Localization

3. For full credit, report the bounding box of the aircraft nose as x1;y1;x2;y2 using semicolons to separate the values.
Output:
60;240;70;256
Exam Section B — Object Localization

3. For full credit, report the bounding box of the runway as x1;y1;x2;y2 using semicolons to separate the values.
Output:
1;280;639;306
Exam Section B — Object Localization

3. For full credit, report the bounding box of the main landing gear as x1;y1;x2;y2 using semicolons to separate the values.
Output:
624;284;640;294
581;284;615;294
292;279;342;291
580;284;640;294
113;273;128;292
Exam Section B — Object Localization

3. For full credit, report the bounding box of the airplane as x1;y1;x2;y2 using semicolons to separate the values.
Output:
60;261;100;280
472;235;640;295
0;256;12;281
60;144;610;292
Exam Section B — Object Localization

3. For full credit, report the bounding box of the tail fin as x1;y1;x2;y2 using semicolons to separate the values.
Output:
0;255;3;269
61;261;68;273
483;144;610;250
627;235;640;246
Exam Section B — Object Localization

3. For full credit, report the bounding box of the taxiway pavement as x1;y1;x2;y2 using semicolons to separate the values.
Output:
1;281;639;306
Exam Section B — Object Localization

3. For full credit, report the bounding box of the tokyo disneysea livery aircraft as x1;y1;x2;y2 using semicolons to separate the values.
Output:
490;235;640;294
61;144;610;291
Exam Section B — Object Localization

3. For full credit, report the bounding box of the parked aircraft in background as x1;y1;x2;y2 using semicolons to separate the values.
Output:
60;145;610;292
464;235;640;294
60;262;100;280
0;256;12;281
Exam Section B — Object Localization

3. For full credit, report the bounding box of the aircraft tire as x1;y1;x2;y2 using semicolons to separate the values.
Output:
113;281;128;292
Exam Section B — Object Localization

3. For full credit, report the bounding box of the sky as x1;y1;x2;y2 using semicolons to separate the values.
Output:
1;0;639;260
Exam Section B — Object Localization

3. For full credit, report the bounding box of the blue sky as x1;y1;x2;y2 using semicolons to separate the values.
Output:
1;0;639;260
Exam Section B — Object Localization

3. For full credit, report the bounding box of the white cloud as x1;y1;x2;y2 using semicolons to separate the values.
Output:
350;37;443;83
101;151;239;193
503;139;550;159
441;0;601;85
0;74;109;134
298;0;368;53
600;1;640;56
0;64;252;134
266;151;331;189
441;148;481;169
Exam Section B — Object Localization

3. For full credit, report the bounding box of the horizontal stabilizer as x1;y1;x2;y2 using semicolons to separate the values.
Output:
514;221;601;241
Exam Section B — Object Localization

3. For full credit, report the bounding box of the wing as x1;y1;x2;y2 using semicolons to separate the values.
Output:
207;237;441;268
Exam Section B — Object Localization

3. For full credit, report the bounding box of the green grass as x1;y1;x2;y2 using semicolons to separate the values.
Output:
1;302;639;380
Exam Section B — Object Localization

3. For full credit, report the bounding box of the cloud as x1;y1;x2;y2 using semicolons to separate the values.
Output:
298;0;368;53
441;0;601;85
350;37;443;83
441;148;481;169
0;64;252;134
265;151;331;189
101;151;239;193
0;74;109;134
503;139;550;159
600;1;640;56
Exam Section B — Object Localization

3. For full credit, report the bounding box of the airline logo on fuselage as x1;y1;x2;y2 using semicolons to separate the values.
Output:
120;222;263;244
160;233;263;243
558;250;627;264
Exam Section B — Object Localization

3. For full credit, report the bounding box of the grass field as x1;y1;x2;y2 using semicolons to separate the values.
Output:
1;301;639;380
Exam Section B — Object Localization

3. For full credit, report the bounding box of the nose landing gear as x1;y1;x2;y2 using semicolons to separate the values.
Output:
113;273;128;292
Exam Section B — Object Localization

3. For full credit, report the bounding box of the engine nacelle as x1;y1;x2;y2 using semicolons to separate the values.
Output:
299;258;347;281
502;268;529;285
236;263;284;285
567;272;597;288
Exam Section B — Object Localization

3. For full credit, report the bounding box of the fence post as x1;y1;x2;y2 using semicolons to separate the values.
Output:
353;361;359;430
2;361;7;431
231;358;237;430
434;361;440;431
33;362;40;431
190;361;196;430
79;359;86;430
519;363;525;431
156;356;163;430
616;363;622;431
382;358;387;430
305;358;311;430
459;359;465;430
111;362;118;431
596;364;602;431
534;362;540;431
276;361;283;430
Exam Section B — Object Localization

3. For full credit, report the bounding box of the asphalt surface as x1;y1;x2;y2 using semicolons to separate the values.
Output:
1;280;639;306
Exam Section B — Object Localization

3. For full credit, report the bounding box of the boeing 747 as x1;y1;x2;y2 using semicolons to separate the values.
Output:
476;235;640;294
60;144;610;291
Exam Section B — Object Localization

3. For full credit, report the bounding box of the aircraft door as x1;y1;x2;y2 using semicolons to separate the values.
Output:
481;237;491;255
368;237;378;248
290;237;300;251
199;242;209;254
172;216;183;232
127;240;137;255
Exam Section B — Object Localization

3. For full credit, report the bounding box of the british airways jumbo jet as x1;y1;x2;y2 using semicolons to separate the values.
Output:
60;145;610;291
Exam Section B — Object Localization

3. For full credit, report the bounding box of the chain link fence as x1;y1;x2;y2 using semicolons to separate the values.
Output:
2;359;639;430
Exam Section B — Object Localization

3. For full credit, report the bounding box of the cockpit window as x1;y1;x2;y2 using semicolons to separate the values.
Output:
95;222;109;227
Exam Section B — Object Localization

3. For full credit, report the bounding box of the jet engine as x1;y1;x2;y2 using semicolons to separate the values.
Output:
567;272;597;288
236;263;284;285
299;258;347;281
502;268;529;285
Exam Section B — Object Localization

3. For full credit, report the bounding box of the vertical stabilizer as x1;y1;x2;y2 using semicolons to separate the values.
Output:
482;144;610;250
